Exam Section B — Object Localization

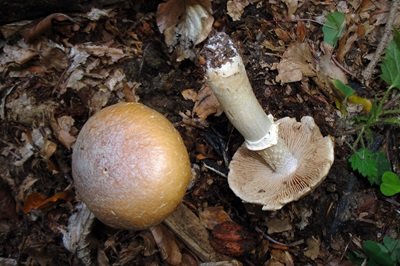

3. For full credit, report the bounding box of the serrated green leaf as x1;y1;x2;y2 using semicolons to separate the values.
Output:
363;240;395;266
323;11;346;47
381;29;400;89
380;171;400;196
349;148;379;184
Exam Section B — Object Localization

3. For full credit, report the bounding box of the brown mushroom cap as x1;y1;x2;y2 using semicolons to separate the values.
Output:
228;116;334;210
72;102;191;229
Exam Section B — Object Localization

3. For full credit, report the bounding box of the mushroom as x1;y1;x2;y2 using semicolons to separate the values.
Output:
72;102;191;229
202;32;334;210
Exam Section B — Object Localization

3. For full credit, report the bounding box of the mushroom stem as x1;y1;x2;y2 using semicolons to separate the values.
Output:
203;32;296;172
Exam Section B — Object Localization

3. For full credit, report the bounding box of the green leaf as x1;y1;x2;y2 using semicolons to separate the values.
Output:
383;236;400;262
323;11;346;47
381;29;400;89
332;79;354;97
375;153;392;178
349;148;379;184
349;148;391;185
393;29;400;47
363;240;396;266
380;171;400;196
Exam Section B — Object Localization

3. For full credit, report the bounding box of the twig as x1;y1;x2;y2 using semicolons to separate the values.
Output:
362;0;400;83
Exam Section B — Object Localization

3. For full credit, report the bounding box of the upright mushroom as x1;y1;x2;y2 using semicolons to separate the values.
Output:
202;32;334;210
72;102;191;229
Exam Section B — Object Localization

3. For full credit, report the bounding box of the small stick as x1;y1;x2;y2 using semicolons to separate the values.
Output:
362;0;400;83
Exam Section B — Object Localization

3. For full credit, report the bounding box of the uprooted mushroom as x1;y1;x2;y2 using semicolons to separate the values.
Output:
202;32;334;210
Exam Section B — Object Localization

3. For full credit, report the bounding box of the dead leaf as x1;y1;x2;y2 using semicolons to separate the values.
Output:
267;249;294;266
282;0;298;18
296;21;306;42
318;54;348;84
262;40;286;52
23;13;76;43
303;236;321;260
82;45;128;64
227;0;250;21
61;202;95;266
181;88;198;102
150;224;182;265
274;28;292;43
0;41;37;70
273;42;316;84
199;206;232;230
51;116;76;150
23;191;73;213
193;86;223;121
13;132;34;167
210;221;256;257
266;217;293;234
157;0;214;61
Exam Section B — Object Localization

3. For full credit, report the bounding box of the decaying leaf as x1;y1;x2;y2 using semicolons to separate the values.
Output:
266;249;294;266
273;42;316;84
318;54;347;84
150;224;182;265
0;41;37;71
61;202;95;266
266;217;293;234
282;0;298;18
23;13;76;43
157;0;214;61
23;191;73;213
303;236;321;260
182;86;222;121
199;206;232;230
51;116;76;150
227;0;250;21
210;221;256;257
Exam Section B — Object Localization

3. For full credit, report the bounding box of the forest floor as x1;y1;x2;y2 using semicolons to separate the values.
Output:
0;0;399;265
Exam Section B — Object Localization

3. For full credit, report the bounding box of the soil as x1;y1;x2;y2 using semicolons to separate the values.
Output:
0;0;399;265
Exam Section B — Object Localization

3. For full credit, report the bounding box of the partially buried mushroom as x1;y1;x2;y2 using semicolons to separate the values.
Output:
202;32;334;210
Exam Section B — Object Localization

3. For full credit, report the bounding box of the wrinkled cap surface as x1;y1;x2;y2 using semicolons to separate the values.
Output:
228;116;334;210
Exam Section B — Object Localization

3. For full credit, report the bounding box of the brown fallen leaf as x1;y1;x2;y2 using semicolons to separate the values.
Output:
274;28;292;43
266;249;294;266
282;0;298;18
23;191;73;213
193;85;223;121
23;13;76;43
157;0;214;61
296;21;306;42
266;217;293;234
303;236;321;260
182;86;222;122
51;116;76;150
210;221;256;257
199;206;232;230
227;0;250;21
273;42;316;84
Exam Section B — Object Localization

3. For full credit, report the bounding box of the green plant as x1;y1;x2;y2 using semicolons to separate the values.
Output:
363;237;400;266
345;29;400;196
323;11;346;47
347;237;400;266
